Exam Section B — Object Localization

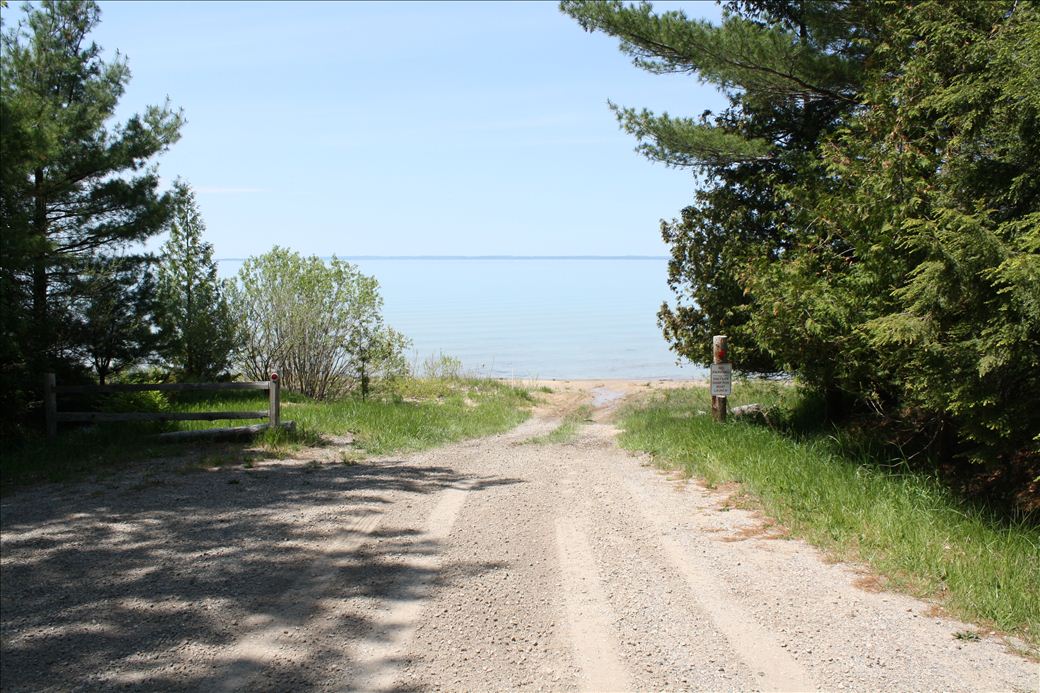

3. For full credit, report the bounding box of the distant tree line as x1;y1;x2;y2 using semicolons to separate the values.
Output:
563;0;1039;463
1;1;407;440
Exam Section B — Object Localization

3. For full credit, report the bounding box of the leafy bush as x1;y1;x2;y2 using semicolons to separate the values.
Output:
231;247;409;399
422;352;464;380
100;389;169;414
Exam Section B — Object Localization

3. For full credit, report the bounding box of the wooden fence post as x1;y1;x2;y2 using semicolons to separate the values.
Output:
44;372;57;438
268;373;281;429
711;335;728;423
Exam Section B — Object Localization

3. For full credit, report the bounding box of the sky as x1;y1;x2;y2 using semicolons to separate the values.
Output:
35;1;729;258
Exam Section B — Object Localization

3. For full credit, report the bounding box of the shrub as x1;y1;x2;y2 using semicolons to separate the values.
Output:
231;247;409;399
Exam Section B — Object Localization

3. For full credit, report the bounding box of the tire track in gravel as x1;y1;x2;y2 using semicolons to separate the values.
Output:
214;508;385;691
603;426;1038;693
347;480;474;692
2;381;1037;692
392;416;581;692
555;516;633;692
617;471;815;691
346;384;1036;692
551;422;762;691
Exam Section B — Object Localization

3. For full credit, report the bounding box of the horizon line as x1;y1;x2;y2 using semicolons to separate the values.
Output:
215;254;670;262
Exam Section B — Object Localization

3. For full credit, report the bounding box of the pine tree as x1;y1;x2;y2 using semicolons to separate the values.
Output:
564;0;1040;460
561;0;876;384
156;182;237;380
0;0;183;376
71;255;158;385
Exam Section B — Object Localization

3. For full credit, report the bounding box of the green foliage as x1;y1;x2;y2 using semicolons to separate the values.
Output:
0;0;182;432
345;307;412;400
1;0;183;356
100;388;169;415
565;0;1039;461
746;0;1040;458
156;181;237;380
658;194;788;373
422;352;464;379
70;254;159;385
0;87;36;436
563;0;874;377
232;247;410;399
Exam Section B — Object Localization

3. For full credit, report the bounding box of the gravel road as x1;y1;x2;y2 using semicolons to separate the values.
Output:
2;382;1037;692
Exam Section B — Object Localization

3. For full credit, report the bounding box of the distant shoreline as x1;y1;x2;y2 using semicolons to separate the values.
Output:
512;377;704;385
216;255;669;262
213;255;691;380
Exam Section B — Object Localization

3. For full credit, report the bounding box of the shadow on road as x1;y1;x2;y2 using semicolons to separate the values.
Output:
0;457;522;691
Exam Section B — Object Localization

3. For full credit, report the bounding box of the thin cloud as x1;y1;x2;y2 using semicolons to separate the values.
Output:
195;186;269;194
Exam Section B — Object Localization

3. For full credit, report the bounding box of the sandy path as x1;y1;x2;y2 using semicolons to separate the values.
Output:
1;381;1036;692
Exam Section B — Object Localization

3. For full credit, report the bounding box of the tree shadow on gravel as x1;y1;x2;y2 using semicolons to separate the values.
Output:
0;459;522;691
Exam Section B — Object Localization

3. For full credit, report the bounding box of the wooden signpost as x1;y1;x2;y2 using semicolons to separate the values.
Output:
268;372;281;428
710;335;731;423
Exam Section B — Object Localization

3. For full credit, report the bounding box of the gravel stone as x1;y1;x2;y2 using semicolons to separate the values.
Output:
1;380;1035;692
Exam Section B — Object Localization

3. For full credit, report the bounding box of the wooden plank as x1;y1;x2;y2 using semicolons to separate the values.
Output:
56;411;268;423
53;381;271;394
155;421;295;443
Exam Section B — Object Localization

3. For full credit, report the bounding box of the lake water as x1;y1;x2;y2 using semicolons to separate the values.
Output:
217;258;703;380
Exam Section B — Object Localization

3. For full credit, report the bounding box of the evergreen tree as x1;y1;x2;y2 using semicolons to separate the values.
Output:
0;0;183;378
0;86;37;435
71;255;158;385
156;182;237;380
564;0;1039;460
561;0;877;390
747;0;1040;459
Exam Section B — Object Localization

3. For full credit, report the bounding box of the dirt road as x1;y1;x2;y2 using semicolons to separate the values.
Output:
1;382;1036;691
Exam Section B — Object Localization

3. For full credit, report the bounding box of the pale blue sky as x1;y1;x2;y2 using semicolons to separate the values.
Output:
79;1;726;258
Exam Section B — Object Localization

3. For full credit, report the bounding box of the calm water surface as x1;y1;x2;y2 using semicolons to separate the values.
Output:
219;258;702;380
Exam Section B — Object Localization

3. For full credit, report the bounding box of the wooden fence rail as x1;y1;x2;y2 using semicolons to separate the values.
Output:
44;373;282;438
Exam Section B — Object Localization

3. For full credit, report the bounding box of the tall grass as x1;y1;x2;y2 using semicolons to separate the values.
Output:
619;383;1040;648
2;377;532;488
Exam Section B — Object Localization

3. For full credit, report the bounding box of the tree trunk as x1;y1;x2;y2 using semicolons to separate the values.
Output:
31;168;49;374
185;276;194;378
360;360;369;400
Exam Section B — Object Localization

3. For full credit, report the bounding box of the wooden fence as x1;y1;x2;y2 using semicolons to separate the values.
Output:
44;373;282;439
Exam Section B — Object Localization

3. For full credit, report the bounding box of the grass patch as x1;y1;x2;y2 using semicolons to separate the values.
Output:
2;377;532;489
187;377;533;457
618;382;1040;648
526;404;593;444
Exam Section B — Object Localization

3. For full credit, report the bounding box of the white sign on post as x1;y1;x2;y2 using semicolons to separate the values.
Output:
710;363;733;397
